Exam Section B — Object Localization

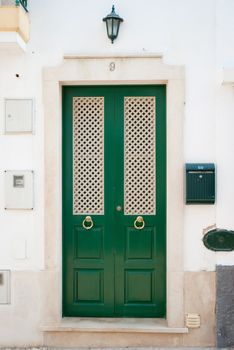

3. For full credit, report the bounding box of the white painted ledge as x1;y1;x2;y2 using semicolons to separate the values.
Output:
63;53;163;60
0;31;26;52
223;68;234;85
41;318;188;334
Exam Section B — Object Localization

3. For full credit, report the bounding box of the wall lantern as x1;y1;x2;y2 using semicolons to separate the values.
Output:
103;5;123;43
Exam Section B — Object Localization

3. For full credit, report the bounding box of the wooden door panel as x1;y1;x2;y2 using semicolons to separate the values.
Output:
75;226;104;259
125;270;154;303
114;86;166;317
74;269;104;303
125;227;154;260
62;87;115;317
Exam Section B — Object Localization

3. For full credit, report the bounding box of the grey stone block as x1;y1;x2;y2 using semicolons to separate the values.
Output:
216;265;234;347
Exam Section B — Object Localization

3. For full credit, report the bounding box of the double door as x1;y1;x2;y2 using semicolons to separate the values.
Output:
62;85;166;317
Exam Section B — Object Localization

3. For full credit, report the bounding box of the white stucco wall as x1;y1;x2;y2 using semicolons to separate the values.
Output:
0;0;234;274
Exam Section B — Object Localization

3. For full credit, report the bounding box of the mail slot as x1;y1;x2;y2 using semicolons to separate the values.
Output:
186;163;215;204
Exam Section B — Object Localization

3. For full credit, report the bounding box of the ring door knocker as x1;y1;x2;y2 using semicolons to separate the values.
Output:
134;216;145;230
82;216;94;230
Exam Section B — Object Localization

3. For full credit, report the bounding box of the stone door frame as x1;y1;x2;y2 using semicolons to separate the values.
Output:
43;55;185;328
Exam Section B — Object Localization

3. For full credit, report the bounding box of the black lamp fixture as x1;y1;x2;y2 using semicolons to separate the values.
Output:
103;5;123;43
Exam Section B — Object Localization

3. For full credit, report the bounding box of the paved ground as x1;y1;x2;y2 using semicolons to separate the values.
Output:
1;347;234;350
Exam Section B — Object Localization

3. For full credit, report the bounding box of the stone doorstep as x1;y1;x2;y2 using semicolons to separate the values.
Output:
40;318;188;334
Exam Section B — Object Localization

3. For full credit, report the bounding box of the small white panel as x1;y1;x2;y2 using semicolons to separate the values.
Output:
0;270;10;304
5;99;33;133
5;170;34;209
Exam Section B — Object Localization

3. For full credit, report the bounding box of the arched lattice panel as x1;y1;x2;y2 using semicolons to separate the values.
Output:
124;96;156;215
73;97;104;215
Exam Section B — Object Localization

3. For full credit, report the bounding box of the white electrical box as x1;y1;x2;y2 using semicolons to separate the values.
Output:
5;99;34;134
0;270;10;304
5;170;34;210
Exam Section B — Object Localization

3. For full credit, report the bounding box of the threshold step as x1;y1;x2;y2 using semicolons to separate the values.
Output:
41;317;188;334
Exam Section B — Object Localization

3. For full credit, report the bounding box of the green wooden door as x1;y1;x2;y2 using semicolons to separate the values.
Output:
62;85;166;317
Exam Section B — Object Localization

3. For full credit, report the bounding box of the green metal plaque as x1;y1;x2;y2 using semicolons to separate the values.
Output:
203;229;234;252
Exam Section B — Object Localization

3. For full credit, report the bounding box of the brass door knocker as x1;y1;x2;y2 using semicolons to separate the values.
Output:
134;216;145;230
82;216;94;230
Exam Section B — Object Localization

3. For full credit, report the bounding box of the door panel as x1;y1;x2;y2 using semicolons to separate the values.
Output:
62;85;166;317
75;226;103;259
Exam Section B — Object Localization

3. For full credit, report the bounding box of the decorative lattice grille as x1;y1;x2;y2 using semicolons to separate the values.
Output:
124;97;156;215
73;97;104;215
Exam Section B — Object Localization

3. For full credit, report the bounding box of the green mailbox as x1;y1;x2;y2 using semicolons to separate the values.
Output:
186;163;215;204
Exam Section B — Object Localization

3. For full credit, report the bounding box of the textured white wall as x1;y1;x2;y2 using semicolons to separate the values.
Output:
0;0;233;273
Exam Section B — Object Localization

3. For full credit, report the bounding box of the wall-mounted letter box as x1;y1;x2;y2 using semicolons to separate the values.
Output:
186;163;215;204
5;99;34;134
5;170;34;209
